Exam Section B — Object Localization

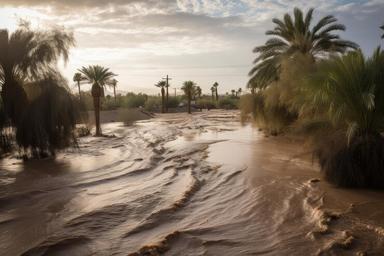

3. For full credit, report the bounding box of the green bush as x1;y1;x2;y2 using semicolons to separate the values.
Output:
217;97;239;109
122;93;147;108
144;97;161;112
166;96;181;108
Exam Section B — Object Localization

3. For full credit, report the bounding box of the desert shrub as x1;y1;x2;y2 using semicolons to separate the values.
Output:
122;93;147;108
196;98;216;109
251;92;296;135
316;134;384;188
166;96;181;108
102;95;120;110
16;76;78;157
305;49;384;188
144;96;161;112
217;97;238;109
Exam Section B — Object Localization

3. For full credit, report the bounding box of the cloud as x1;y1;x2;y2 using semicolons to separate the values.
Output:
0;0;383;93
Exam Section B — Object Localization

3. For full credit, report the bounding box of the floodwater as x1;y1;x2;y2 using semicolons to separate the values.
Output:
0;111;383;256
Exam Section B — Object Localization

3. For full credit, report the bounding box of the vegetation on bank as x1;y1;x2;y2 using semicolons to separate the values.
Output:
244;7;384;188
0;24;78;158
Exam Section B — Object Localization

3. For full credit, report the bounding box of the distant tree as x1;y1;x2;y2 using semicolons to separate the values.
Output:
213;82;219;101
73;72;84;101
182;81;196;114
155;80;166;113
210;86;215;101
165;81;170;112
79;65;116;136
196;86;202;99
381;24;384;39
108;78;118;102
231;89;236;96
237;88;242;97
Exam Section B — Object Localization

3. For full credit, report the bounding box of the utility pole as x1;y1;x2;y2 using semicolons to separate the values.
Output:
162;75;172;112
174;88;177;97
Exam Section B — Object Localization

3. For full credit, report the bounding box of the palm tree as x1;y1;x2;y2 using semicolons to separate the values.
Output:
249;7;358;89
210;86;215;101
237;88;242;97
231;89;236;97
73;72;83;101
213;82;219;101
182;81;196;114
165;82;170;112
79;65;116;136
108;78;118;102
0;25;77;157
381;24;384;39
306;48;384;188
155;81;166;113
0;26;74;125
196;86;202;99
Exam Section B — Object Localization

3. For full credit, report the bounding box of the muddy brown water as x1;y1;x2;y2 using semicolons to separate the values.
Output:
0;110;383;256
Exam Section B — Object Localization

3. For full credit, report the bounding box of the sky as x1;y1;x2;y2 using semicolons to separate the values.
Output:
0;0;383;95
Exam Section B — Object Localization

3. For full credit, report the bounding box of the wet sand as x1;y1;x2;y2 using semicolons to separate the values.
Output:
0;110;383;255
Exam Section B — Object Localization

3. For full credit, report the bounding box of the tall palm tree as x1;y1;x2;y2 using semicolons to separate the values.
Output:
210;86;215;101
213;82;219;101
155;81;166;113
196;86;202;99
249;7;358;89
73;72;83;101
79;65;116;136
182;81;196;114
306;48;384;188
237;88;242;97
108;78;118;102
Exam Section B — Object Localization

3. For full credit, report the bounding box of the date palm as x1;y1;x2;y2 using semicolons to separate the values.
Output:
210;86;215;101
73;72;83;101
0;26;74;125
0;25;77;157
196;86;202;99
213;82;219;101
108;78;118;102
155;80;166;113
182;81;196;114
79;65;116;136
237;88;242;97
249;7;358;89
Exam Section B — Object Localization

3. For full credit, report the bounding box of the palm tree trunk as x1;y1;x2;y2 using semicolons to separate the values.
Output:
113;86;116;102
215;89;218;101
161;88;165;113
77;81;81;101
211;92;214;101
93;96;102;136
166;86;169;113
188;92;191;114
